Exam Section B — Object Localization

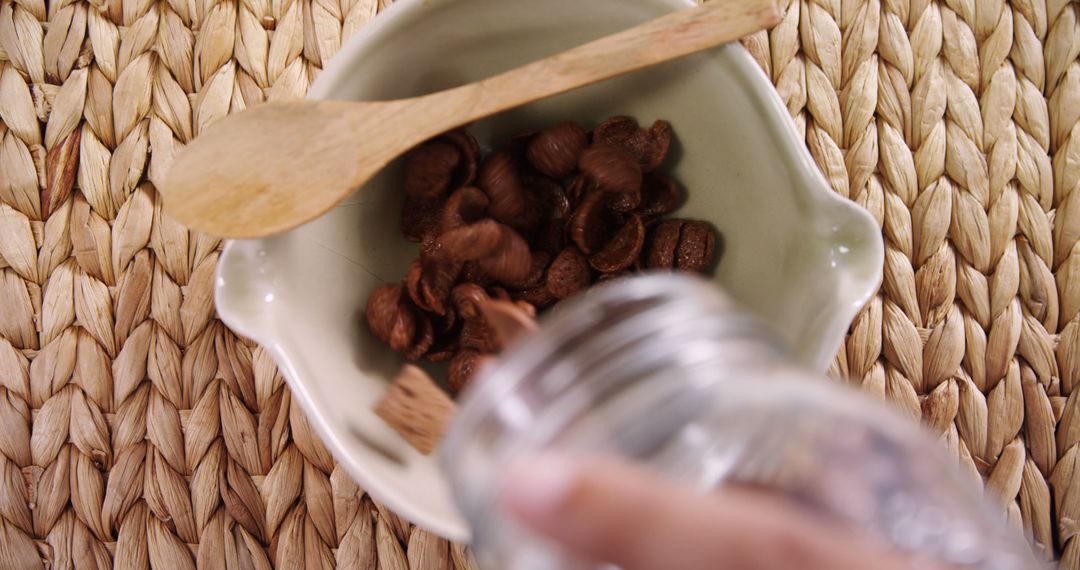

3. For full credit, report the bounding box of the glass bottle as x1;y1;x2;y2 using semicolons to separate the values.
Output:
439;273;1039;570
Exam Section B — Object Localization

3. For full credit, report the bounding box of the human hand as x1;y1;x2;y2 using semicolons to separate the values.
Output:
499;454;945;570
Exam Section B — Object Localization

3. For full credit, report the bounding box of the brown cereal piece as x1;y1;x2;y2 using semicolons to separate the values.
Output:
546;246;592;299
526;121;588;179
675;221;717;273
504;251;550;289
609;190;641;213
478;150;534;231
509;129;537;147
405;260;424;306
403;315;435;360
419;233;442;259
399;131;479;240
400;199;442;243
512;286;559;309
488;286;512;301
424;349;457;363
403;141;460;203
452;283;490;320
440;186;490;233
638;173;682;222
439;219;505;261
439;128;481;188
460;318;500;353
638;121;672;172
527;176;572;256
474;225;533;284
448;350;490;395
424;306;461;362
593;116;672;172
359;283;432;359
535;217;567;256
452;284;524;351
435;304;458;334
375;365;456;454
578;144;642;211
459;262;495;288
365;284;419;353
644;219;718;273
564;174;592;210
645;219;684;269
569;190;620;254
527;175;571;219
592;116;639;145
590;214;646;273
405;255;462;316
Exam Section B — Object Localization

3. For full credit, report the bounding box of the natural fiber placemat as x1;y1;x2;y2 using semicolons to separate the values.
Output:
0;0;1077;567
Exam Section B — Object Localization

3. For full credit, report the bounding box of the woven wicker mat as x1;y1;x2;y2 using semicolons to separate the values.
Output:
0;0;1078;567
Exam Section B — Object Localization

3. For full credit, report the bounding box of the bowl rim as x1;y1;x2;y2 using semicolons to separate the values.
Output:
215;0;884;542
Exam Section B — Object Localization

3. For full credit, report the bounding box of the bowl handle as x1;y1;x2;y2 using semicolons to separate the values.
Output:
215;239;281;343
827;200;884;311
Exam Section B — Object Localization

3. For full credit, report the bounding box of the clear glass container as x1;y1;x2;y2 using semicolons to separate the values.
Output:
439;274;1038;570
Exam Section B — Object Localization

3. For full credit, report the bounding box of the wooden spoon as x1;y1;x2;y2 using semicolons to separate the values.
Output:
161;0;779;238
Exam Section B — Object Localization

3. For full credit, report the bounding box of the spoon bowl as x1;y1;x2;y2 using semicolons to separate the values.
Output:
164;100;406;238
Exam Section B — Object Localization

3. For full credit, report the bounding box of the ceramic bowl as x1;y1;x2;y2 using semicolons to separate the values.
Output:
214;0;884;542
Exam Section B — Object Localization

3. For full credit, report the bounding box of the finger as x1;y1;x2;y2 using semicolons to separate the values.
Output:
499;453;931;570
478;298;537;345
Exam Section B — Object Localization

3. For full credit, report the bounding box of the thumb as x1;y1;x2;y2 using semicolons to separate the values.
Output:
498;453;931;570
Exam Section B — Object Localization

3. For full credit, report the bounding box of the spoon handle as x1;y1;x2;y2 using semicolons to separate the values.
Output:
415;0;779;130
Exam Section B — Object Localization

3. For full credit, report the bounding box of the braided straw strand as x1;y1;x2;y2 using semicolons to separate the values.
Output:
1048;0;1080;567
2;0;1079;566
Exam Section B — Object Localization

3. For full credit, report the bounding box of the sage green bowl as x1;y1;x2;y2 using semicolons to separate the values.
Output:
214;0;884;541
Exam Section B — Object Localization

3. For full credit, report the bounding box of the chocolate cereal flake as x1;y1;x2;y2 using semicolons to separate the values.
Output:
526;121;588;179
478;150;533;231
569;189;620;254
676;221;717;273
645;219;684;269
593;116;672;172
578;144;642;211
448;350;487;395
546;246;591;299
403;141;460;203
591;214;646;273
639;173;682;222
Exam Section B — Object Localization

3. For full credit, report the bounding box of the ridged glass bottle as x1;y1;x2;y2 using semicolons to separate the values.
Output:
440;274;1037;570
